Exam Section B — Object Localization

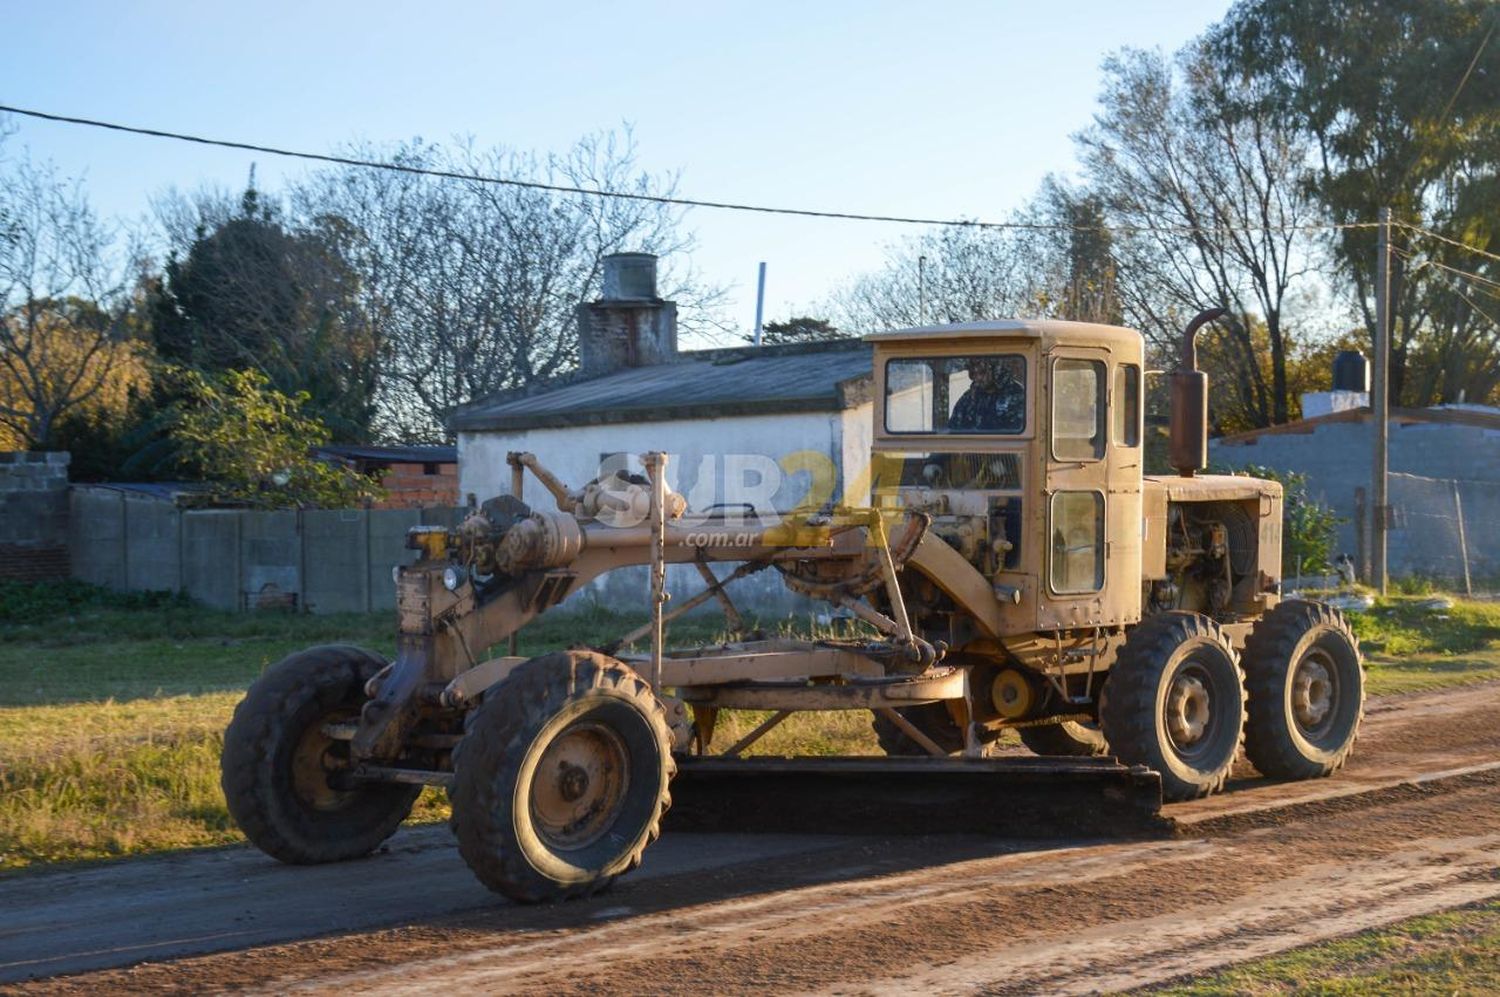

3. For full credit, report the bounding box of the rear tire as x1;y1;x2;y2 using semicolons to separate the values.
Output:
450;651;674;903
1100;612;1245;801
1242;600;1365;780
221;645;421;864
1018;720;1109;757
870;702;965;756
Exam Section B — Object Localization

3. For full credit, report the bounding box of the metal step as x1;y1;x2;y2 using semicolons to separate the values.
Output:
663;755;1168;838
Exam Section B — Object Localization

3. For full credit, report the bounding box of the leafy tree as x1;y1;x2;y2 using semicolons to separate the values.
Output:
1076;43;1323;428
171;368;382;509
1210;0;1500;406
150;183;378;441
753;317;844;345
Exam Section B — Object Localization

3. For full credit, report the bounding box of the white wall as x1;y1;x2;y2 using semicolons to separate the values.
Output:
458;404;875;616
460;405;874;514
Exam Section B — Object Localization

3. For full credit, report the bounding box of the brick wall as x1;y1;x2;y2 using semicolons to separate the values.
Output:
0;452;70;581
375;462;459;509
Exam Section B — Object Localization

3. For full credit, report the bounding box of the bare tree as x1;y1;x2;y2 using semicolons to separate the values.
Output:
292;130;727;441
835;223;1042;333
1076;44;1324;428
0;153;137;449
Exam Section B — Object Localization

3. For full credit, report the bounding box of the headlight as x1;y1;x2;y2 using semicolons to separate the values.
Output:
442;566;463;591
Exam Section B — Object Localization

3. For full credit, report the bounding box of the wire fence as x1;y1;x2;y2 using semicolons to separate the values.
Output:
1377;472;1499;594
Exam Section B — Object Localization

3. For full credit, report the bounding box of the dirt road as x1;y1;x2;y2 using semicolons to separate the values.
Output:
3;682;1498;994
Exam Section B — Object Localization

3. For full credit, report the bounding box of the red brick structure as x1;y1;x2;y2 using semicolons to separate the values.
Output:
311;445;459;509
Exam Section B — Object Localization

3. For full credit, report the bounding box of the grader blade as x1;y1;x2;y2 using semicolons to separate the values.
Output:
664;756;1168;838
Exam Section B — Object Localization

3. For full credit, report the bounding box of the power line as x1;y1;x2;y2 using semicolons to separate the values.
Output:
1437;19;1495;124
0;102;1383;238
1400;223;1500;267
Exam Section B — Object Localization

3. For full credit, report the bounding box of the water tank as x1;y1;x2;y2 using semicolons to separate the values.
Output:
601;253;658;301
1332;350;1369;392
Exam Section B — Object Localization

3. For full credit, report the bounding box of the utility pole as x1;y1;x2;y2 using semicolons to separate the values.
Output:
918;255;928;324
1372;207;1391;595
753;262;767;347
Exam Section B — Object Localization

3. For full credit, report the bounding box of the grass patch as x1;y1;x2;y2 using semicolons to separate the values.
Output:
1349;596;1500;696
1139;899;1500;995
0;584;874;871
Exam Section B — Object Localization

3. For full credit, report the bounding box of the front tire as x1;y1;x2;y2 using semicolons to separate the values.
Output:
221;645;421;864
1100;613;1246;801
450;651;674;903
1242;600;1365;780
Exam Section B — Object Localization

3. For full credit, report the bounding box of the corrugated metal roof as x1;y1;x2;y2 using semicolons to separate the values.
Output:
449;339;873;432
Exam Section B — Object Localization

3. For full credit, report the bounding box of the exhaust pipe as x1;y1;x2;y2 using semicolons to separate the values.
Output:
1169;308;1226;478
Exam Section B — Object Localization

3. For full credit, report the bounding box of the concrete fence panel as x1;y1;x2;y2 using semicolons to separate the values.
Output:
69;488;126;589
181;512;243;611
124;498;182;593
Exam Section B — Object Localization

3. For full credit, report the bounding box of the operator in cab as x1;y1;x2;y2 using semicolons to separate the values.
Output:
949;357;1024;433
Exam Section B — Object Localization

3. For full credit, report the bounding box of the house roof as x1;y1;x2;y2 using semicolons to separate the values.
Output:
449;339;873;433
312;444;457;465
1215;404;1500;446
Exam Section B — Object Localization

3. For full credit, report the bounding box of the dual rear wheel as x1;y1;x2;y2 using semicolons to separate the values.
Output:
1100;603;1364;801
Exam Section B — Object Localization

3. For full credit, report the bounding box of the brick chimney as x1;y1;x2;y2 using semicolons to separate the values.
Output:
577;253;678;377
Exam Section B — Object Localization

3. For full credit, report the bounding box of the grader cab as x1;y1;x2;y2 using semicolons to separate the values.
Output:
221;310;1364;902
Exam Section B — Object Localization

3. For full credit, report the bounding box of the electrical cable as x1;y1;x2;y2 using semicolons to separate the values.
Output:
0;102;1386;237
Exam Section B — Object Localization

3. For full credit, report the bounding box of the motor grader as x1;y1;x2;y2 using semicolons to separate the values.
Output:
221;309;1364;902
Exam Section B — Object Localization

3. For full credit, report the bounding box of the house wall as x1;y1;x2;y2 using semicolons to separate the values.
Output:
1211;417;1500;581
459;403;875;614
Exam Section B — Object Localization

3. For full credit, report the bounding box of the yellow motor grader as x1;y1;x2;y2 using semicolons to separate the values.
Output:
221;309;1364;902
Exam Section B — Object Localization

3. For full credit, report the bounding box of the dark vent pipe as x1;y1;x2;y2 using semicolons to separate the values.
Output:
1169;308;1226;478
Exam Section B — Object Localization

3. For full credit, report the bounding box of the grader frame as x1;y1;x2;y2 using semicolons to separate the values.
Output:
222;312;1365;903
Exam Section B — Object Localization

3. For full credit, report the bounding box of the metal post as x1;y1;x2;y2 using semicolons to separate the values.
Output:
918;254;928;324
1372;207;1391;595
1452;480;1472;598
753;262;766;347
644;451;669;690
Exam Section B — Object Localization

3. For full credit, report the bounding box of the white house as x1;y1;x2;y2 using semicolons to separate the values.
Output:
448;254;875;613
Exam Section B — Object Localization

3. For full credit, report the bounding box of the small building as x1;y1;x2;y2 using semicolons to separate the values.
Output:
448;254;874;612
312;444;458;509
1211;401;1500;582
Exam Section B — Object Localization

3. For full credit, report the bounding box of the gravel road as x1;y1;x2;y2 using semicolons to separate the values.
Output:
4;681;1497;994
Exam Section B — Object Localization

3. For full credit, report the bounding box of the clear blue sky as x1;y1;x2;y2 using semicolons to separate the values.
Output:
2;0;1230;339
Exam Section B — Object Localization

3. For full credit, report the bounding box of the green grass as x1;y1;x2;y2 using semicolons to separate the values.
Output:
1351;596;1500;695
1139;899;1500;995
3;583;1498;873
0;584;870;871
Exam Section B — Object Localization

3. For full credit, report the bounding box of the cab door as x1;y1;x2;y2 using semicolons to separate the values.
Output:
1040;345;1131;629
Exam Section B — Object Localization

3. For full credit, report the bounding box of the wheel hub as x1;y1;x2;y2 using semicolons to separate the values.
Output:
1293;656;1334;731
1167;673;1212;748
291;715;356;812
532;722;629;850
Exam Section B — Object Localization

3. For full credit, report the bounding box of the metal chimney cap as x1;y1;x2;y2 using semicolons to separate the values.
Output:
601;253;659;301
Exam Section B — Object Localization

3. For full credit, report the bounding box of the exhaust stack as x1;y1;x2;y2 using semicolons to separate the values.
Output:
1169;308;1225;478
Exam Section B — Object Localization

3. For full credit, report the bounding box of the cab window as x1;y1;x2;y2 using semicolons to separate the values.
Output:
1052;358;1105;460
885;355;1026;434
1114;364;1140;447
1050;491;1104;593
